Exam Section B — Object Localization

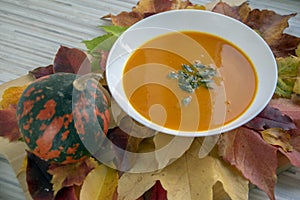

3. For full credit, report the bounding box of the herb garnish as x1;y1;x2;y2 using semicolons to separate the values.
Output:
168;61;217;105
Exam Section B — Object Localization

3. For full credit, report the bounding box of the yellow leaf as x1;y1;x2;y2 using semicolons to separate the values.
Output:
186;4;206;10
80;164;118;200
261;128;293;152
0;85;27;109
117;138;248;200
296;43;300;57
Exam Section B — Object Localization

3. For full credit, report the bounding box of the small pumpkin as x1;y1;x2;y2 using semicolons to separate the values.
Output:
16;73;110;164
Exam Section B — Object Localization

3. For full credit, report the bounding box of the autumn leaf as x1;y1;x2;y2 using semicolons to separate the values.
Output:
244;105;296;130
275;56;300;98
0;108;22;142
82;26;127;72
141;180;167;200
55;186;78;200
80;164;118;200
245;9;296;45
102;0;192;27
53;46;91;75
219;101;300;200
211;2;300;57
117;138;248;200
269;97;300;127
0;85;27;109
296;43;300;57
26;151;53;200
218;127;278;200
47;157;98;196
211;1;250;22
270;33;300;57
261;128;293;152
29;65;54;79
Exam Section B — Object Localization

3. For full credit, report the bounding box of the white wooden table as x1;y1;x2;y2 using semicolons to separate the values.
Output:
0;0;300;199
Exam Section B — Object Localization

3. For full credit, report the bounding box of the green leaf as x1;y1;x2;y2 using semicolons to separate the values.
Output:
275;56;300;98
82;34;117;54
99;25;128;36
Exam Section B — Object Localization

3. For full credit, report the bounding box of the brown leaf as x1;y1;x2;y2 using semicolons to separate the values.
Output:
102;12;143;27
212;2;251;22
102;0;192;26
244;10;296;46
29;65;54;79
218;127;278;200
53;46;91;75
0;108;22;142
270;33;300;57
48;158;98;196
133;0;191;16
261;128;293;152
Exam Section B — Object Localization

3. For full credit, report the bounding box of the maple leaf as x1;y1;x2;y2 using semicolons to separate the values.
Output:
117;138;249;200
0;108;22;142
211;2;300;57
279;129;300;167
244;9;296;45
47;157;98;196
79;164;118;200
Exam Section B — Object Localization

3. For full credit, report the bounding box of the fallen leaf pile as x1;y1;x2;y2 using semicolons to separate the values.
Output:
1;0;300;200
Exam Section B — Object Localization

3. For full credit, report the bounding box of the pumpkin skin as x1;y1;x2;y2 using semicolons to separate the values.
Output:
16;73;110;164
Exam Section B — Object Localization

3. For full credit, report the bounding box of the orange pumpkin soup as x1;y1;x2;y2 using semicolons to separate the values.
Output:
122;31;257;132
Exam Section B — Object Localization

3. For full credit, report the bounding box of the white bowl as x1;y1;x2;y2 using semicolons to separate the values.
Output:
106;10;277;137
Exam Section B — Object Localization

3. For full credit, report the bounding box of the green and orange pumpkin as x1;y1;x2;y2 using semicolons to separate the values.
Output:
16;73;110;164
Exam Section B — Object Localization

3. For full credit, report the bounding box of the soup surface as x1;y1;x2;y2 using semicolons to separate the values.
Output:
123;31;257;132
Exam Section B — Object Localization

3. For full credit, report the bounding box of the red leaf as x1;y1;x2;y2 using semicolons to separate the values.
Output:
0;108;21;142
279;129;300;167
29;65;54;79
219;127;278;200
142;180;167;200
53;46;91;75
26;151;53;200
244;105;296;131
269;98;300;128
55;186;78;200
